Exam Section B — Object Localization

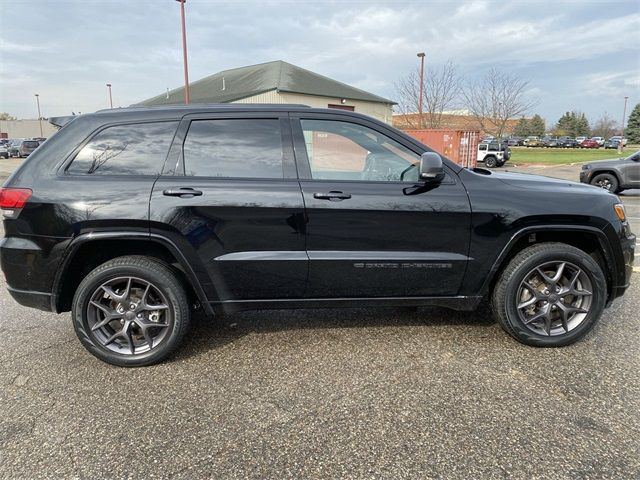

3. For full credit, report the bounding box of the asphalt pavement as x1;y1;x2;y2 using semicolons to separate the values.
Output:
1;161;639;479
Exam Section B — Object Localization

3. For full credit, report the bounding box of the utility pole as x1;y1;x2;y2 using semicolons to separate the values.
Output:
176;0;190;104
619;96;629;153
417;52;425;128
34;94;43;137
106;83;113;108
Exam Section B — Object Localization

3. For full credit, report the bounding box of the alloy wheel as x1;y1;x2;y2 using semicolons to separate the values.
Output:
87;276;172;355
516;261;593;336
595;178;612;190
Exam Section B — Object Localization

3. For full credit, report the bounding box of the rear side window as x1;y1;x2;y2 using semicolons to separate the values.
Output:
23;141;39;148
182;119;283;178
67;122;178;175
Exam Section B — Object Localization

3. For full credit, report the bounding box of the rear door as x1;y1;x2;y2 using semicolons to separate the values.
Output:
149;112;307;303
291;113;472;299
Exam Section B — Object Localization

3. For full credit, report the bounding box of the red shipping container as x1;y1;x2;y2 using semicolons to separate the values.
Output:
403;129;479;168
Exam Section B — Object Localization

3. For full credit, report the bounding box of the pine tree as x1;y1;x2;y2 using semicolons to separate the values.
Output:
529;114;546;136
574;112;590;136
625;103;640;144
513;117;530;137
555;112;574;136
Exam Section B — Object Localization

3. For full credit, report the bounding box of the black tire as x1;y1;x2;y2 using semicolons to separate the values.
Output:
72;255;191;367
485;156;497;168
590;173;619;193
490;243;606;347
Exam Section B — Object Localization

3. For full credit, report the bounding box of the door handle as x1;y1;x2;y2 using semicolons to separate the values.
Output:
313;191;352;201
162;187;203;198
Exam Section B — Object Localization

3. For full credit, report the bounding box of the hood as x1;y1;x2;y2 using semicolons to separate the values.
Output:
473;168;612;195
584;158;629;168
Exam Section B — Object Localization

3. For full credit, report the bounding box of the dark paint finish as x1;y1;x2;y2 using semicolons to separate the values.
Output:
0;104;634;318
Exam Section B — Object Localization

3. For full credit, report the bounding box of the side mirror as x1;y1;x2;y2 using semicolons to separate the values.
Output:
419;152;445;182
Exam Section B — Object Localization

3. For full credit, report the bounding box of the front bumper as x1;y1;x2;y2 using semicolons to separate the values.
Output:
579;169;592;184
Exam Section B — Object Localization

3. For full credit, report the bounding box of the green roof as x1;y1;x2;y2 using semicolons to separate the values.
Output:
137;60;395;106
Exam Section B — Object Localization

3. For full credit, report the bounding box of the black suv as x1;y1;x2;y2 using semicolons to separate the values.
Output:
0;105;635;366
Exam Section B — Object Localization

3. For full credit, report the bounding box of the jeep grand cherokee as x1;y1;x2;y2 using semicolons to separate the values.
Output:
0;105;635;366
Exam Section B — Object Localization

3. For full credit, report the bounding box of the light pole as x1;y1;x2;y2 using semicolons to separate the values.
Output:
417;52;425;128
34;94;43;137
106;83;113;108
176;0;190;104
619;96;629;153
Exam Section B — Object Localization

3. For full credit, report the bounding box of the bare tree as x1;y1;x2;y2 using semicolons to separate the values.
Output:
463;68;535;139
395;61;462;129
591;112;617;139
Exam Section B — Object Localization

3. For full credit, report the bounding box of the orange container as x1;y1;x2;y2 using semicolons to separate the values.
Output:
403;129;479;168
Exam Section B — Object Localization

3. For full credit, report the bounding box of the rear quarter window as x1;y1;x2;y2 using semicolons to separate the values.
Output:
67;121;178;175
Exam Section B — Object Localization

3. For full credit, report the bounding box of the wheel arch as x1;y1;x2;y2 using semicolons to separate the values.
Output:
590;169;621;184
481;226;616;303
52;232;214;316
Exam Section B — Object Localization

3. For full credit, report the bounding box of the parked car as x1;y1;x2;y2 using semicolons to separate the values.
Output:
558;136;578;148
575;136;587;144
604;138;621;149
579;139;600;149
7;139;24;157
607;136;627;147
12;140;40;157
0;144;8;159
505;137;524;146
525;136;544;147
542;136;559;148
590;137;605;147
580;150;640;193
477;141;510;168
0;105;634;366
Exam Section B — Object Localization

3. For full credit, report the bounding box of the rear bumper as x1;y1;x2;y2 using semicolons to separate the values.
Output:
6;286;52;311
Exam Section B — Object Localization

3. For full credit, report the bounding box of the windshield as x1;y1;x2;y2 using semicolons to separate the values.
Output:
23;141;39;148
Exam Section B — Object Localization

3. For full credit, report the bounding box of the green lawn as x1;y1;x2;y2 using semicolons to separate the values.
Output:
509;146;639;165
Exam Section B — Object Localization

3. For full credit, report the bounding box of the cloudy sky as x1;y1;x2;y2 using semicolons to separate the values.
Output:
1;0;638;127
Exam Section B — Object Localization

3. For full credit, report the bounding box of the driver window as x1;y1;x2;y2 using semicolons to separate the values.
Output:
300;119;421;182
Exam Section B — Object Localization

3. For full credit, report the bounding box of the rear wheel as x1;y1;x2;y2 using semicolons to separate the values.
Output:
485;156;497;168
590;173;619;192
72;256;191;367
490;243;606;347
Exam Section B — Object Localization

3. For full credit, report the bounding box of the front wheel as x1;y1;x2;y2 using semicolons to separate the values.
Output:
591;173;619;192
72;256;191;367
490;243;606;347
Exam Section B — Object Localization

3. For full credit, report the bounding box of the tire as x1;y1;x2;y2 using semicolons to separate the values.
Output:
72;255;191;367
485;156;497;168
490;243;606;347
590;173;619;192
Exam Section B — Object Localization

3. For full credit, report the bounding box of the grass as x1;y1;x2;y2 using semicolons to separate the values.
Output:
509;146;639;165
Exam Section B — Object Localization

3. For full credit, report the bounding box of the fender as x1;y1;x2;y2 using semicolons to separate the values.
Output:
51;231;215;316
479;224;617;299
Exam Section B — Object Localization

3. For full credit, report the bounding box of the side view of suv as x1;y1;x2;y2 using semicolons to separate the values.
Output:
477;141;511;168
580;150;640;193
0;105;635;366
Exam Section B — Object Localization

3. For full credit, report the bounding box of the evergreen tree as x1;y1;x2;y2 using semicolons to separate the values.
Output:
555;112;574;136
625;103;640;144
529;114;546;136
513;116;530;137
574;112;590;136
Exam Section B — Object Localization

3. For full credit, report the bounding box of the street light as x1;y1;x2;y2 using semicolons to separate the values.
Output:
417;52;425;127
106;83;113;108
176;0;190;104
619;96;629;153
34;94;43;137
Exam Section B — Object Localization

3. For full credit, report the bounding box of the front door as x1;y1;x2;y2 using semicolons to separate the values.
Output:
150;114;307;303
291;114;472;299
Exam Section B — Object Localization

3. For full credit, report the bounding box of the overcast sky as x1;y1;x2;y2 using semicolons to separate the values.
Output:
1;0;638;126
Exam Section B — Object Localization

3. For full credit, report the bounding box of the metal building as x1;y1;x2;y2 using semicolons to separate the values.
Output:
138;61;395;124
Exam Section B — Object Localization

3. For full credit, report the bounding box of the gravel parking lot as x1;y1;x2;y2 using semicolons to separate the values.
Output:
1;160;639;479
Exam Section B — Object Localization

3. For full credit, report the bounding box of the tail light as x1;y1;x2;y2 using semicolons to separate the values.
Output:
0;188;32;218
